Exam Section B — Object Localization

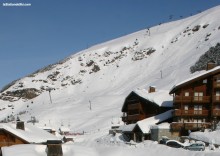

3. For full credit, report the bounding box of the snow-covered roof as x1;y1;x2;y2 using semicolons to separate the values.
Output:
118;124;136;132
134;89;173;107
59;126;71;132
150;122;170;129
119;110;173;133
0;123;60;143
170;66;220;94
137;110;173;134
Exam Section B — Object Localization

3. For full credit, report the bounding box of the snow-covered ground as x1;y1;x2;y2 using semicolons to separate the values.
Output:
1;5;220;156
2;132;220;156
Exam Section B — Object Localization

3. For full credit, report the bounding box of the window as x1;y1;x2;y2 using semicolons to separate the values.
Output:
185;92;189;96
184;118;188;123
203;79;207;84
194;92;203;101
216;91;220;101
197;119;202;123
194;105;202;114
217;77;220;82
184;105;188;114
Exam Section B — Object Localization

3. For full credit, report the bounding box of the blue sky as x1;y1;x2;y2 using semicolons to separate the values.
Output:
0;0;220;89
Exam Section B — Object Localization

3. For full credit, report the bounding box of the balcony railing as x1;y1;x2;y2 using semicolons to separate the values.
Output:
174;96;191;103
170;122;184;130
212;109;220;116
174;96;210;103
171;122;211;130
127;103;142;110
173;109;209;116
213;82;220;88
213;96;220;103
127;114;145;121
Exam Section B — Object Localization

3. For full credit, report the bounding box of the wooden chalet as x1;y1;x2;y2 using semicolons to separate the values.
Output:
0;121;60;147
169;64;220;135
0;122;28;147
121;88;173;124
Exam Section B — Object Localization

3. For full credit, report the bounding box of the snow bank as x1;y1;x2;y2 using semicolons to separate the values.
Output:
2;140;220;156
190;130;220;145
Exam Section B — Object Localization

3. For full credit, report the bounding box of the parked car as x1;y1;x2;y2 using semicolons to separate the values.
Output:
159;136;170;144
184;142;205;151
166;140;185;148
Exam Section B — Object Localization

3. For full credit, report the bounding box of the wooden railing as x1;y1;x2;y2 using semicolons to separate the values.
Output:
171;122;211;130
213;82;220;88
212;109;220;116
170;122;184;130
127;114;145;121
173;109;209;116
212;96;220;103
174;96;210;103
127;103;142;110
174;96;191;103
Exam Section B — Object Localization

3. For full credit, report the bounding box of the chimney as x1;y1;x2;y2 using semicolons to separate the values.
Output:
148;86;156;93
46;140;63;156
206;61;216;71
16;121;25;130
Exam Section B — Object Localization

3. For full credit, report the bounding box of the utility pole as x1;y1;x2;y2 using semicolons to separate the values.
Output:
46;88;54;104
89;100;92;110
160;70;163;79
49;90;52;104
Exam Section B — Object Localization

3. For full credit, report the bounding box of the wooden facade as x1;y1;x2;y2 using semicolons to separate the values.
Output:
121;91;171;124
169;67;220;135
0;129;28;147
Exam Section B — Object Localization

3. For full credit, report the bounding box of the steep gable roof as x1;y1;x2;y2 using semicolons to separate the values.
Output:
169;66;220;94
122;89;172;112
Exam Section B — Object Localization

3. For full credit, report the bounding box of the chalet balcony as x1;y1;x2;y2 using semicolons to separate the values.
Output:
127;103;142;110
170;122;184;130
174;96;191;103
174;96;210;103
213;96;220;103
171;122;211;130
213;82;220;88
192;96;210;103
173;109;209;116
212;109;220;116
184;123;211;130
127;114;145;121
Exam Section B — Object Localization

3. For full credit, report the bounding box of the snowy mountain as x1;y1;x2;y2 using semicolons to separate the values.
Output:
1;6;220;133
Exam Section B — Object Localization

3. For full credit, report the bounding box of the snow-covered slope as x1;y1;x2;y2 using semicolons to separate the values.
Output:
1;6;220;132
